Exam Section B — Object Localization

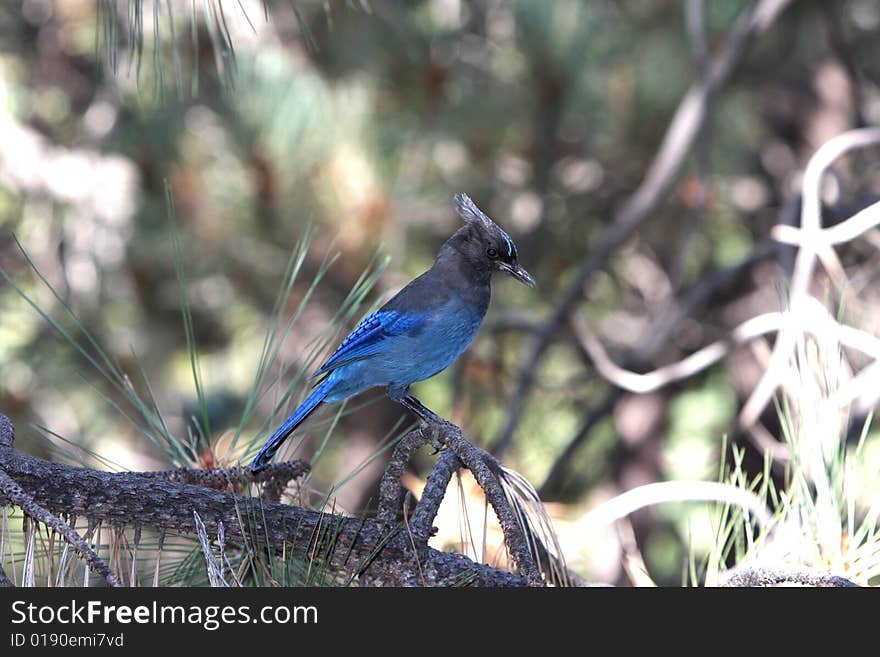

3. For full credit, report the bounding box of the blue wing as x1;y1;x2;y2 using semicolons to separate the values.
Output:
313;309;428;377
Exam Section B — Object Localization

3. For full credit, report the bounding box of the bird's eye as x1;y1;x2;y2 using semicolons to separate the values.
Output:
486;247;498;259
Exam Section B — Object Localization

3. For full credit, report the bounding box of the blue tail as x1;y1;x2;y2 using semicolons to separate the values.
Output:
250;378;334;472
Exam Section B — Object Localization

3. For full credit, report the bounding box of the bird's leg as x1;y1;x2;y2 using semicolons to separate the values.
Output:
395;394;448;454
398;394;445;424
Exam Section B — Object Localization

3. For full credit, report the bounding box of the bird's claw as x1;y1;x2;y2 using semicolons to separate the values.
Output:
420;422;447;454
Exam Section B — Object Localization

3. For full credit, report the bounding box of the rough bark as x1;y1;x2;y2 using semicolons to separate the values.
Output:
719;566;858;587
0;413;531;587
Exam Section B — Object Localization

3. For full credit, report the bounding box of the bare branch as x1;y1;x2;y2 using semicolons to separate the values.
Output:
669;0;712;292
578;296;880;409
573;312;784;394
0;414;122;586
739;127;880;432
576;480;774;535
772;198;880;247
539;389;622;498
409;450;461;542
435;421;546;586
376;430;429;527
541;237;782;496
0;466;122;587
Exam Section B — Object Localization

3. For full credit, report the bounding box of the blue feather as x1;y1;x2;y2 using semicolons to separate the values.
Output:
313;309;428;376
250;376;335;471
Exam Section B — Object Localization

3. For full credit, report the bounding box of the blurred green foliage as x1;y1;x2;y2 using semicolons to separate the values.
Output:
1;0;879;585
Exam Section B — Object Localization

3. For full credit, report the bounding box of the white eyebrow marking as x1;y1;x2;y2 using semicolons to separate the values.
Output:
500;231;514;258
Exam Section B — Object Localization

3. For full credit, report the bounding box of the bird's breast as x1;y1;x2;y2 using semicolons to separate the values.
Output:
375;297;486;384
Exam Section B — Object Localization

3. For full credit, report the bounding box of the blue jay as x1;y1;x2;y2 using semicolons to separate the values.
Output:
251;193;535;471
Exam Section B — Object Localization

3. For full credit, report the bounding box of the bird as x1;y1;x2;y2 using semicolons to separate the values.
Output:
250;193;535;471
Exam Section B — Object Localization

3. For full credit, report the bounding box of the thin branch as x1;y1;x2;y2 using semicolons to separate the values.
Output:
739;127;880;432
0;467;122;587
577;480;774;535
409;450;461;542
0;414;122;586
390;396;552;585
771;198;880;247
435;422;546;586
579;297;880;404
376;430;429;527
573;312;784;394
391;436;578;587
642;237;781;355
540;239;781;496
668;0;712;292
539;388;622;498
547;135;880;492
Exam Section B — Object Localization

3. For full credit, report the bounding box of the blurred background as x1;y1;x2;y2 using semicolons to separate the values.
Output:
1;0;880;586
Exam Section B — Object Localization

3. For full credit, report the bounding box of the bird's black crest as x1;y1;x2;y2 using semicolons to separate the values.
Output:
454;193;494;230
453;193;517;260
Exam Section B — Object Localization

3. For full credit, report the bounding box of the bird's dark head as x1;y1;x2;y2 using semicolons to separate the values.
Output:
445;193;536;288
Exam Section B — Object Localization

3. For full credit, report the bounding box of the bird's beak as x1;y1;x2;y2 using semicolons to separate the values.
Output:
499;262;536;288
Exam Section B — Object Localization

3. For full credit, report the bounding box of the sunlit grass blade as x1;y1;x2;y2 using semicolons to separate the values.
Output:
321;415;408;502
231;224;318;447
34;424;125;472
165;0;185;100
1;239;192;465
236;238;389;462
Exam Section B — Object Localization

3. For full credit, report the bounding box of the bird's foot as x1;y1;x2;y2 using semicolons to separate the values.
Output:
420;423;447;455
397;394;448;454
